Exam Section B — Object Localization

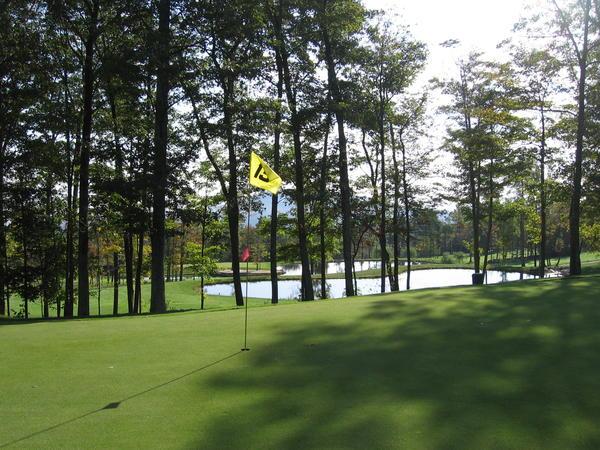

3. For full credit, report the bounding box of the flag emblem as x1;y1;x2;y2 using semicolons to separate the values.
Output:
249;151;282;194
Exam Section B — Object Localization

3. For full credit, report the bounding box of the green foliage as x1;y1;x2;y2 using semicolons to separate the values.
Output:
186;242;217;281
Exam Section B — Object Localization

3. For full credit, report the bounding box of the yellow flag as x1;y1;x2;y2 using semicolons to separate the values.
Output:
249;151;282;195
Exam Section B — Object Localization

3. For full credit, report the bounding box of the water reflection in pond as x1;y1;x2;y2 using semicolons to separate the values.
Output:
205;268;542;300
279;260;384;276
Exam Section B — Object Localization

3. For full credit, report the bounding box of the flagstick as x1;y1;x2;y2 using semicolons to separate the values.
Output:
242;193;251;352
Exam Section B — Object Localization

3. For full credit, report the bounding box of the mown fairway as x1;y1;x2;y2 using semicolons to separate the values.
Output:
2;276;600;449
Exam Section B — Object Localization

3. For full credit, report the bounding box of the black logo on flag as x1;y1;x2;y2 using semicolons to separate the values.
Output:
253;164;270;182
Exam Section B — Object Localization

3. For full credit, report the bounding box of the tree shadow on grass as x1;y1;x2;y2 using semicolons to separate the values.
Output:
192;277;600;449
0;352;240;449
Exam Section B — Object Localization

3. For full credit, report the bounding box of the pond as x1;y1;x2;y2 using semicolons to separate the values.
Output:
278;260;419;276
204;268;542;300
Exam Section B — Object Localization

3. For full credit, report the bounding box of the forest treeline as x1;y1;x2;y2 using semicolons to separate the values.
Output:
1;0;599;319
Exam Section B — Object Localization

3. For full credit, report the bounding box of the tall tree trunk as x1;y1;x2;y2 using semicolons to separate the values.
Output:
222;79;244;307
272;11;313;300
482;161;494;273
65;120;80;318
460;69;481;284
290;120;314;301
188;94;242;306
390;124;400;291
62;71;72;318
399;132;412;290
21;195;28;320
96;233;102;316
77;0;100;317
319;113;331;299
520;211;526;269
469;160;481;280
569;0;590;276
23;247;28;320
150;0;170;313
320;11;354;297
166;234;172;282
170;233;175;281
42;179;53;319
540;106;547;278
124;231;134;312
378;96;387;293
270;50;283;305
134;231;144;314
200;211;206;310
179;223;185;281
113;252;119;315
0;138;5;316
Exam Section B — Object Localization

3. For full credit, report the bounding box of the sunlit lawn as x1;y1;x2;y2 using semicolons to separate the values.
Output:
3;275;600;449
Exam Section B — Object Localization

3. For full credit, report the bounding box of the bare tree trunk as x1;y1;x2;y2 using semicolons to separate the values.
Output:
0;138;5;316
272;10;313;300
179;223;185;281
113;252;119;315
77;0;100;317
378;97;387;293
399;133;412;290
42;179;53;319
520;212;526;268
124;231;134;312
319;113;331;299
222;80;244;307
21;195;29;319
291;120;314;301
482;161;494;273
200;213;206;310
270;50;283;305
188;94;243;306
469;160;481;282
95;233;102;316
540;107;547;279
319;11;354;297
62;71;73;318
150;0;170;313
568;0;590;276
134;231;144;314
166;234;172;282
390;124;400;291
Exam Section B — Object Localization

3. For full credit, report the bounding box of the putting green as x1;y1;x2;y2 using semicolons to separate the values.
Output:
2;276;600;449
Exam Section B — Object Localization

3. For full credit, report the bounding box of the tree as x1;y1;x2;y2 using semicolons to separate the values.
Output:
511;48;562;277
186;0;267;306
314;0;366;297
367;18;425;292
550;0;596;275
441;54;527;283
390;95;429;290
266;0;319;300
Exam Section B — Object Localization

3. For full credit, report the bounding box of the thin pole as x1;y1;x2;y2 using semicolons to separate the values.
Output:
242;194;251;351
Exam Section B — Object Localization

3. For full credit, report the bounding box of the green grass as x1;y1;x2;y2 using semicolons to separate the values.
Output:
7;279;279;319
216;261;275;271
3;275;600;448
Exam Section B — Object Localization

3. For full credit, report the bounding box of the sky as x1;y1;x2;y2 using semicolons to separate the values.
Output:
356;0;544;212
363;0;539;83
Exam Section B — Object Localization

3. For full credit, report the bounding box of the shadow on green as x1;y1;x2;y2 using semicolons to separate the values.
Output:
192;277;600;449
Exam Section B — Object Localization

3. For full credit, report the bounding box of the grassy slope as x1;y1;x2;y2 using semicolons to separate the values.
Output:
3;276;600;449
14;280;275;319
